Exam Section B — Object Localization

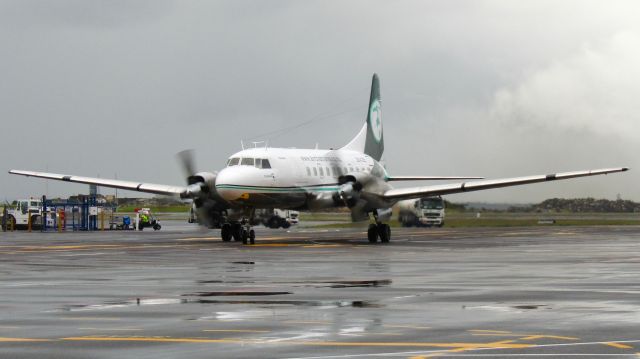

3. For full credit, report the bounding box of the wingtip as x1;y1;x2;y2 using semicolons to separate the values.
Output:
622;167;629;172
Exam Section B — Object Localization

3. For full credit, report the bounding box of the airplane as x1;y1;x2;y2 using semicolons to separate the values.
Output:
9;74;628;244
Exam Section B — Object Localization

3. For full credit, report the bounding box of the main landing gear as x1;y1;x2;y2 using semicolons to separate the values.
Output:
220;218;255;245
367;211;391;244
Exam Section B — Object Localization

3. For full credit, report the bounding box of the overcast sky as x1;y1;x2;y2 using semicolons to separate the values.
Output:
1;0;638;203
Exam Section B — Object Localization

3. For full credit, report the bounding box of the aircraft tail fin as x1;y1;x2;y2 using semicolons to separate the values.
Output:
341;74;384;160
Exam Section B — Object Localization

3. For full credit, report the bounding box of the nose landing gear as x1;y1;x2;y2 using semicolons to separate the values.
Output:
220;218;255;245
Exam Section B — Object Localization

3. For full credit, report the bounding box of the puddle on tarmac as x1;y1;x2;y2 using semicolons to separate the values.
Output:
60;297;381;312
512;304;548;310
184;291;292;297
328;280;392;288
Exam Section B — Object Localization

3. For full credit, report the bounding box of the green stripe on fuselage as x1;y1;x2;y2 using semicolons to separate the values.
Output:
215;184;339;193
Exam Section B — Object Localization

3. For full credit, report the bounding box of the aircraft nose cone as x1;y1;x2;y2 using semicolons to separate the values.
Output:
215;167;257;203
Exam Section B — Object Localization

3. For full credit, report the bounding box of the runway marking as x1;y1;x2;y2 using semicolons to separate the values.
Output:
60;317;122;321
77;327;143;331
203;329;270;333
603;342;634;349
177;237;217;241
284;321;331;324
520;335;578;341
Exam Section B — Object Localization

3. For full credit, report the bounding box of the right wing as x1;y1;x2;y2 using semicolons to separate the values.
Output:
386;176;484;181
9;170;187;197
381;167;629;201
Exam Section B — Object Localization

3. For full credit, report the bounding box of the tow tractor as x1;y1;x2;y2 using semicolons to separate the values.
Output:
135;208;161;231
1;198;55;230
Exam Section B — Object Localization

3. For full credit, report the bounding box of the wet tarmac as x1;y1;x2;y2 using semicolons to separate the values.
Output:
1;223;639;358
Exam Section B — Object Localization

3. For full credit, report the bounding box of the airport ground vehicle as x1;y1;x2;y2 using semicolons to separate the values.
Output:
1;199;55;230
136;208;161;231
257;208;299;229
398;196;445;227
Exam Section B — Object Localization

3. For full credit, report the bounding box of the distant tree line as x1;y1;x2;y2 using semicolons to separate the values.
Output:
507;198;640;213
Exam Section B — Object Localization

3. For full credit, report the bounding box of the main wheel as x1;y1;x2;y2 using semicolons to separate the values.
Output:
378;224;391;243
221;224;232;242
232;224;242;241
281;220;291;229
249;229;256;245
367;224;378;243
242;229;249;245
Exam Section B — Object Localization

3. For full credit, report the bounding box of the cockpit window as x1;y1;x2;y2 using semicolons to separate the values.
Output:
261;159;271;169
241;158;254;166
254;159;262;168
227;158;240;166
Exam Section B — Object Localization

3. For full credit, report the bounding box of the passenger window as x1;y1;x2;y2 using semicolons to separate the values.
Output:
319;167;324;176
306;167;311;176
343;167;348;174
349;167;354;172
262;159;271;169
326;167;331;176
241;158;254;166
228;158;240;166
313;167;318;176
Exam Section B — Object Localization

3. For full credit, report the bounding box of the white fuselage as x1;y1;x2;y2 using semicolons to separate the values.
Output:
214;147;384;210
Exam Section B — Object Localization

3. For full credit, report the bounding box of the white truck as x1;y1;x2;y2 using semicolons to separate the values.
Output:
397;196;445;227
257;208;299;229
1;199;55;230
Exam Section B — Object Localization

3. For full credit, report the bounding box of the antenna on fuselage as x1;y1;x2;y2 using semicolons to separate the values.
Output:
241;140;245;150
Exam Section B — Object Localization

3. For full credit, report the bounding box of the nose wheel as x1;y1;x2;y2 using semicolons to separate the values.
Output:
220;220;255;245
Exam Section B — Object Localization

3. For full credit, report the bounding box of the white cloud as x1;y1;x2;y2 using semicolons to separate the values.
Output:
490;32;640;139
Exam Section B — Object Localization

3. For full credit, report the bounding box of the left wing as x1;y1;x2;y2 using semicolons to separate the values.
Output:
381;167;629;201
9;170;187;196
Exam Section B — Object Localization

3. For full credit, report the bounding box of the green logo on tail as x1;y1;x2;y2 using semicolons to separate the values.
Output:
369;99;382;143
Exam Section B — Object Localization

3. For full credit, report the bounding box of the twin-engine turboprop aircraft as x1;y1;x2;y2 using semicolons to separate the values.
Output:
10;74;628;244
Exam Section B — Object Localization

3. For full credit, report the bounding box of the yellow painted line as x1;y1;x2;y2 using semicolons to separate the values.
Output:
202;329;270;333
0;337;52;342
520;335;578;341
177;237;217;241
302;244;344;248
604;341;634;349
472;333;524;337
60;336;533;348
383;325;431;330
61;317;122;321
78;327;143;331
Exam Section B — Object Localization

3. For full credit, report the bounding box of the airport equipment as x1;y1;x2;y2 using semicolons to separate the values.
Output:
398;196;445;227
109;215;133;230
0;198;54;230
256;208;299;228
135;208;161;231
42;196;115;231
10;74;629;244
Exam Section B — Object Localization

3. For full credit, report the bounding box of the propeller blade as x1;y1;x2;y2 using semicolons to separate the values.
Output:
176;149;197;179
